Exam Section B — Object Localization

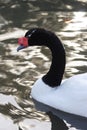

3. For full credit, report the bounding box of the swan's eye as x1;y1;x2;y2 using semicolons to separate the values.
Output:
28;29;36;38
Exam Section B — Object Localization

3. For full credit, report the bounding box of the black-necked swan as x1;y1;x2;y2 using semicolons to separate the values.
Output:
17;28;87;118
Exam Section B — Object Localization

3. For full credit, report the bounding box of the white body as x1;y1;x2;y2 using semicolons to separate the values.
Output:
31;73;87;118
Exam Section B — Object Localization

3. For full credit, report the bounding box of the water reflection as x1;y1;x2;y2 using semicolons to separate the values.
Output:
0;113;18;130
0;0;87;130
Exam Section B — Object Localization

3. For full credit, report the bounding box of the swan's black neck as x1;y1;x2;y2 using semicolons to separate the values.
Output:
26;29;66;87
42;33;66;87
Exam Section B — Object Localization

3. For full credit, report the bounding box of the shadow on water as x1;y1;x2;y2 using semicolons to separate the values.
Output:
33;100;87;130
0;0;87;130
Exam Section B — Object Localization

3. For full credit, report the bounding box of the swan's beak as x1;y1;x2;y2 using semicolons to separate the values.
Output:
17;37;28;51
17;45;26;51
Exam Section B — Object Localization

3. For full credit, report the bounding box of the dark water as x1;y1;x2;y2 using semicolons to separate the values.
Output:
0;0;87;130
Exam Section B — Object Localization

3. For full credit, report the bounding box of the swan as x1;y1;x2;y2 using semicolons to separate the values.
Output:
17;28;87;118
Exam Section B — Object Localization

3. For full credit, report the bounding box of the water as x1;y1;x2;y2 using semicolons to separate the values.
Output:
0;0;87;130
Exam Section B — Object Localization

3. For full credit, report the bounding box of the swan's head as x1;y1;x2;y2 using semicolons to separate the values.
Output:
17;28;51;51
17;28;66;87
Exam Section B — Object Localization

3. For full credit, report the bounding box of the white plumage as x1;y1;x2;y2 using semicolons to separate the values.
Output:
31;73;87;118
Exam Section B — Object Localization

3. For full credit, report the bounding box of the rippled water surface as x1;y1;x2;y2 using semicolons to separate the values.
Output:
0;0;87;130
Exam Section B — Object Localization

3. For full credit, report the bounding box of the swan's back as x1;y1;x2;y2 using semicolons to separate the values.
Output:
31;73;87;118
